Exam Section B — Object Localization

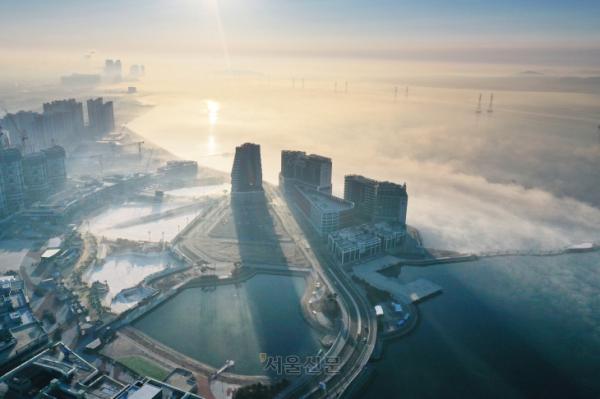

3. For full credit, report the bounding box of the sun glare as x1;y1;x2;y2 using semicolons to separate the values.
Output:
206;99;220;125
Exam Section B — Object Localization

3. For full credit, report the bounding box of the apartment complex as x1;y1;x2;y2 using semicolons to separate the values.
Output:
0;148;25;213
280;150;332;194
344;175;408;225
1;98;103;151
0;146;67;214
87;97;115;136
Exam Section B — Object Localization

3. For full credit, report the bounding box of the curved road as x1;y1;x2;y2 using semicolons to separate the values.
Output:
267;187;377;399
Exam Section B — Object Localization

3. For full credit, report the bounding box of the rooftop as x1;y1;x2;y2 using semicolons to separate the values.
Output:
297;186;353;213
1;342;98;396
329;222;406;249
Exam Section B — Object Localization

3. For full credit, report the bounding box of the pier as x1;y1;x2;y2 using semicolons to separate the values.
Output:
352;256;443;304
211;360;235;380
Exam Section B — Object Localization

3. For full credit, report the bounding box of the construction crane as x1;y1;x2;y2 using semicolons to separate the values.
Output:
0;103;30;153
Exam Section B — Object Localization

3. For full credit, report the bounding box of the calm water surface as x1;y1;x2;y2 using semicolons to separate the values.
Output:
133;274;322;376
363;252;600;399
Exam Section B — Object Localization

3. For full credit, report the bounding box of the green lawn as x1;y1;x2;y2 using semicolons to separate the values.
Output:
118;355;170;381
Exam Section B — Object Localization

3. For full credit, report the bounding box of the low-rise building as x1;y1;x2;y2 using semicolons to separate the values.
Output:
0;275;48;373
0;342;204;398
328;222;406;265
158;160;198;178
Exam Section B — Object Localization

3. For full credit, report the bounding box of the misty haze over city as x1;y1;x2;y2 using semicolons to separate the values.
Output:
0;1;599;399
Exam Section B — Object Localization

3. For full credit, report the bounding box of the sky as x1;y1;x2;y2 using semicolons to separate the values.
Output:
1;0;600;68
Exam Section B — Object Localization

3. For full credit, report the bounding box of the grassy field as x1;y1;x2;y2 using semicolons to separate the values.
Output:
118;355;170;381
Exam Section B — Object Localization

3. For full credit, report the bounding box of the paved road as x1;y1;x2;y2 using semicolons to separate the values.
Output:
267;187;377;399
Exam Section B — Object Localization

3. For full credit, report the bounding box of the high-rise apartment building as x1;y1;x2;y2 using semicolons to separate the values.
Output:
280;150;332;194
0;148;25;212
87;98;115;136
104;59;122;81
231;143;263;192
42;99;85;144
2;99;84;151
0;171;6;217
373;181;408;224
344;175;408;225
41;145;67;189
22;152;49;204
344;175;377;219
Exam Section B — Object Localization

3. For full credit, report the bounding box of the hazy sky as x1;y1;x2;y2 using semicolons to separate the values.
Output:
2;0;600;67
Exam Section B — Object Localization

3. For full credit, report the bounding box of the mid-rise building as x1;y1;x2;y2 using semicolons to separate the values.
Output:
87;98;115;136
41;146;67;189
280;150;332;194
231;143;263;192
344;175;408;225
22;152;49;204
0;148;25;212
292;185;354;236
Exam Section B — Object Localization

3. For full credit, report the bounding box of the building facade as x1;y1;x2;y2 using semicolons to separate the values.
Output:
41;146;67;189
22;152;49;205
0;148;25;212
42;99;85;144
344;175;377;220
87;98;115;136
2;99;84;151
231;143;263;192
280;150;332;194
328;222;406;265
344;174;408;225
374;181;408;223
104;59;123;81
292;185;354;236
0;172;6;217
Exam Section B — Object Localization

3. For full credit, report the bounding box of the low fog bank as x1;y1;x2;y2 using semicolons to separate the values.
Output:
127;76;600;253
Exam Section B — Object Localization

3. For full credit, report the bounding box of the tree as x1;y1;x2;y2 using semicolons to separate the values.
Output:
233;380;289;399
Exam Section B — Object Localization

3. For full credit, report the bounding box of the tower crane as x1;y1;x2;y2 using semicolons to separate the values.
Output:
0;103;30;153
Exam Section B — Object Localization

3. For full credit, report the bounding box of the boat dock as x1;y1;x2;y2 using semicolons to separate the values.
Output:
352;256;442;304
395;279;442;303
